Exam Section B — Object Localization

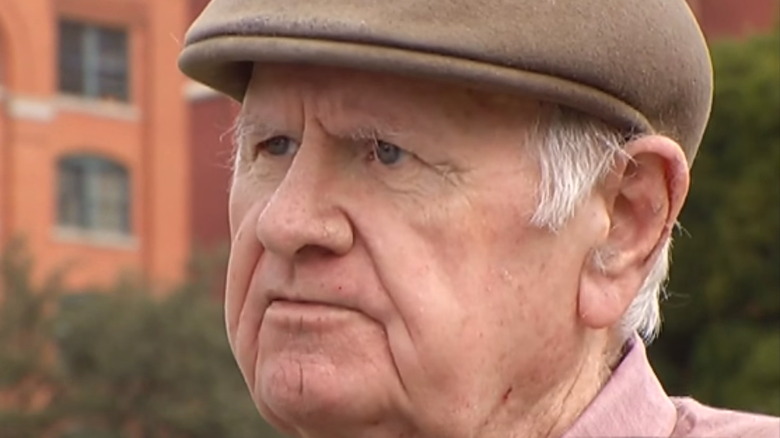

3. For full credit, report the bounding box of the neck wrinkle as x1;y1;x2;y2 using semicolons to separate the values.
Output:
560;334;677;438
538;339;613;438
473;335;613;438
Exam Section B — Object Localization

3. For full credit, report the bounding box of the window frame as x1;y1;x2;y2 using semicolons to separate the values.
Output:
57;19;130;102
56;154;133;239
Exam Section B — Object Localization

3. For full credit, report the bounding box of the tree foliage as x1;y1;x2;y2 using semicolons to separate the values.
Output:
649;29;780;415
0;243;286;438
0;238;64;437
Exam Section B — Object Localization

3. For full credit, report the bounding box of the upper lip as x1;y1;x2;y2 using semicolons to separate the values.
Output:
270;297;329;305
266;290;355;311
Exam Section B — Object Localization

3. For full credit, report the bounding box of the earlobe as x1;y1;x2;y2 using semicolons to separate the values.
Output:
578;246;631;329
577;135;689;330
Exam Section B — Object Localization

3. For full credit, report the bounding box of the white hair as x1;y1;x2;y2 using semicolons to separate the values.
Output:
531;105;671;343
228;103;670;342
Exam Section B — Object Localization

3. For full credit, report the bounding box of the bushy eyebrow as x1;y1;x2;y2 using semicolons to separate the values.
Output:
231;111;409;148
231;112;276;148
224;113;269;170
345;126;387;144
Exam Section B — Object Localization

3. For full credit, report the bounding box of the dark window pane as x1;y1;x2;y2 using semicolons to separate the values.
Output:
57;158;88;228
58;21;85;95
97;27;129;101
57;20;129;101
98;72;129;101
56;155;131;235
93;163;129;233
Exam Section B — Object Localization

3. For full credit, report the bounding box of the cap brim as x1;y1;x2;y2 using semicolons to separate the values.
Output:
179;35;653;137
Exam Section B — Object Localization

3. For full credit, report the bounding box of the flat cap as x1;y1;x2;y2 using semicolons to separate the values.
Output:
179;0;713;161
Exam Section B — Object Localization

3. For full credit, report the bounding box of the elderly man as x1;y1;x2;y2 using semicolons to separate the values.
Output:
179;1;779;437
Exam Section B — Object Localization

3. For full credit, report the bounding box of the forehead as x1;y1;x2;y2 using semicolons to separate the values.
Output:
241;64;543;131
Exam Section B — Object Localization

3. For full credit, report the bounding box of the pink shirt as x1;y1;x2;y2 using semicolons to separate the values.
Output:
562;337;780;438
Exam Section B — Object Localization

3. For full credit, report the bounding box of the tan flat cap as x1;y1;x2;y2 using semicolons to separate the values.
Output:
179;0;713;161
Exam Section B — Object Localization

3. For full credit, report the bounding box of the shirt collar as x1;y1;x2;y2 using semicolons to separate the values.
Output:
561;335;678;438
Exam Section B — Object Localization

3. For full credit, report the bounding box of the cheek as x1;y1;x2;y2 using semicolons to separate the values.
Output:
228;171;280;236
224;180;276;385
377;186;573;355
228;179;253;237
354;193;526;374
223;224;264;394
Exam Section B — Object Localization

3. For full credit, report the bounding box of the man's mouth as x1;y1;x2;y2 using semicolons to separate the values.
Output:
264;299;361;330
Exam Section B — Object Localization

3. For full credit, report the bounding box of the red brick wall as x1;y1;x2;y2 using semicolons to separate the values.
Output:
690;0;778;38
189;97;237;250
189;0;211;22
0;48;7;248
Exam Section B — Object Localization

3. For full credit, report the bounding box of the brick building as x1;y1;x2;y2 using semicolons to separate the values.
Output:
0;0;776;290
0;0;191;288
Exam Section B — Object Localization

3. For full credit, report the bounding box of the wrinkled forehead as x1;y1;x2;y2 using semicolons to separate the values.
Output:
241;63;546;133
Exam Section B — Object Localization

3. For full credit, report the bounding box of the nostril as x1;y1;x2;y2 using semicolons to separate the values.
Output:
295;244;341;260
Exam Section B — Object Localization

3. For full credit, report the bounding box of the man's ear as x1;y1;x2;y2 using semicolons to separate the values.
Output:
578;135;690;330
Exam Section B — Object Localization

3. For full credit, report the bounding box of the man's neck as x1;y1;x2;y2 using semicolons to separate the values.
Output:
476;335;618;438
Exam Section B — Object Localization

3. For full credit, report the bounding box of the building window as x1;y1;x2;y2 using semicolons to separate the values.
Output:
57;154;131;235
58;20;129;102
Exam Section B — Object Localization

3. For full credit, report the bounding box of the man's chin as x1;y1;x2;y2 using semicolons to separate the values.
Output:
253;354;402;429
248;305;407;433
254;359;394;434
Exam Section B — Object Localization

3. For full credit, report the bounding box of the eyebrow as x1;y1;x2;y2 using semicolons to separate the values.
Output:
231;113;276;147
232;110;409;147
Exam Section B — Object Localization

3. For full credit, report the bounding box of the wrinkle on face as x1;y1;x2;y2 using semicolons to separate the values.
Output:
227;64;608;438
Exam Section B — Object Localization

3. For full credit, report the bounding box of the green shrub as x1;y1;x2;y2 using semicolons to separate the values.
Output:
0;242;286;437
650;29;780;415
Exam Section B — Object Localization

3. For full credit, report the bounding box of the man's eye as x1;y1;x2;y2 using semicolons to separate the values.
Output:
369;140;407;166
256;136;299;157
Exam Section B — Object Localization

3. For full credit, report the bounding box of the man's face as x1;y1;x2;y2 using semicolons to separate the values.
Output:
226;65;605;437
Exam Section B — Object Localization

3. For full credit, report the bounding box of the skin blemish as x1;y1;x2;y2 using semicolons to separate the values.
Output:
298;361;304;395
502;386;513;403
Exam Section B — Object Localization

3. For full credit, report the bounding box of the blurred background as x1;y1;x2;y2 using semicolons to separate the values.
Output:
0;0;778;437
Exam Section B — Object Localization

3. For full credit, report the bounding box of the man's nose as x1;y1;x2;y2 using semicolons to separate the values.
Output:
254;140;354;259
